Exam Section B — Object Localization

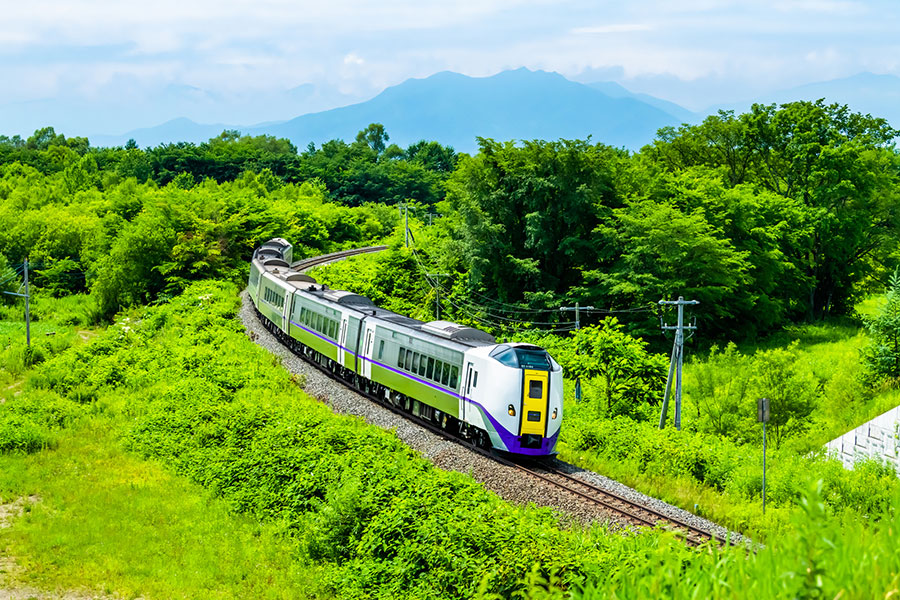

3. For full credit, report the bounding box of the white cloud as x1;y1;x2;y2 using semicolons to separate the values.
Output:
343;53;366;66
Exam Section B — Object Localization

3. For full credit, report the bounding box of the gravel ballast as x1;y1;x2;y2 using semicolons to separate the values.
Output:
239;291;746;543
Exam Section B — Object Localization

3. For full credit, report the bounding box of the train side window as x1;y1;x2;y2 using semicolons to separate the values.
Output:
473;371;478;388
449;366;459;389
316;314;323;332
398;348;406;369
411;352;420;373
440;363;450;386
426;357;435;380
418;356;427;377
378;340;384;359
331;321;338;339
434;361;443;383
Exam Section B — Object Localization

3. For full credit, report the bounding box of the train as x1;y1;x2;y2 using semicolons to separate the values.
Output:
248;238;563;456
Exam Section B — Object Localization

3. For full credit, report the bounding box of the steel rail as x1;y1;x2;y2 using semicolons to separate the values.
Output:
290;245;388;273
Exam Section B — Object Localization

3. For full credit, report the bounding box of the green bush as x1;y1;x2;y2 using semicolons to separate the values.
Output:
0;413;54;453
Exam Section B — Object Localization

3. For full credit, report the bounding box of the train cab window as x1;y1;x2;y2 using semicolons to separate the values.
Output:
426;357;435;380
411;352;420;373
449;366;459;389
398;348;406;369
529;380;543;399
378;340;384;359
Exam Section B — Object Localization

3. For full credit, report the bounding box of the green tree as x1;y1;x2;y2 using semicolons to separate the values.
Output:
355;123;389;155
588;199;750;338
649;101;900;320
443;138;620;305
751;342;819;448
555;319;667;419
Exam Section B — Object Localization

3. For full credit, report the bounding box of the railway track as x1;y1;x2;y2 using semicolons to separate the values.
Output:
256;246;729;548
501;456;726;547
292;245;388;272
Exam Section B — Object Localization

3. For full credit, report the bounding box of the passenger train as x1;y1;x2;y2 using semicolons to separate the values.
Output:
248;238;563;456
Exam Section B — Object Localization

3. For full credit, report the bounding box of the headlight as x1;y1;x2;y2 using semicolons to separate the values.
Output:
552;408;558;419
508;404;516;417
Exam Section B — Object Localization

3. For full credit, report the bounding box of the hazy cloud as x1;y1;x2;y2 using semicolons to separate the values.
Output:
2;0;900;135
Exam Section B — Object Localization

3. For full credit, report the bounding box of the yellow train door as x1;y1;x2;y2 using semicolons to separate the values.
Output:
520;369;549;436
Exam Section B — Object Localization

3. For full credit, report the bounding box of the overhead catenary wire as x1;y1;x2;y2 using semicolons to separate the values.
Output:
406;244;653;332
408;247;578;329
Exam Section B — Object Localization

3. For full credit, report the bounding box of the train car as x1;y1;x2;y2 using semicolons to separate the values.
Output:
249;239;563;456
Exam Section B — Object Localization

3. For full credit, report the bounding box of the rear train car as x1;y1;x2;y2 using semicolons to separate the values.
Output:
248;239;563;456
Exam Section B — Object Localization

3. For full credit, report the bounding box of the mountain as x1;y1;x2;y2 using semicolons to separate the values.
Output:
247;69;683;152
90;118;235;148
584;81;696;123
712;72;900;128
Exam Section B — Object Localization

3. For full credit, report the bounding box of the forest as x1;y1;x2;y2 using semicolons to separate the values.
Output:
1;99;900;598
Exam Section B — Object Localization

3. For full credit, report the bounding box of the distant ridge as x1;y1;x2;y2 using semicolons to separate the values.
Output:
712;72;900;129
94;69;690;151
91;118;234;148
248;69;683;152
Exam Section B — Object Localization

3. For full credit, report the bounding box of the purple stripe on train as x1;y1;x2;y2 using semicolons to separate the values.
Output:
288;319;558;455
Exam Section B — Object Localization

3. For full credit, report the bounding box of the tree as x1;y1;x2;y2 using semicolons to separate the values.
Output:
648;101;900;320
554;319;667;419
751;342;818;448
588;198;751;338
443;138;620;305
355;123;389;155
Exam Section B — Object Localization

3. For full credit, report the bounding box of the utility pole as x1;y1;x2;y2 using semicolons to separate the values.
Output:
24;257;29;347
757;397;770;515
560;302;595;402
426;273;450;319
398;203;410;247
3;258;31;347
658;296;698;430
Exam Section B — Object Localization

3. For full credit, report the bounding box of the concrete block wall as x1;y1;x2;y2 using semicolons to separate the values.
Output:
825;405;900;471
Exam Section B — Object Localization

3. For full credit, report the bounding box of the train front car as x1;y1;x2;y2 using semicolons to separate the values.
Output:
462;343;563;456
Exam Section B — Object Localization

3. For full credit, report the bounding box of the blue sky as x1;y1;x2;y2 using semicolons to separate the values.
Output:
2;0;899;136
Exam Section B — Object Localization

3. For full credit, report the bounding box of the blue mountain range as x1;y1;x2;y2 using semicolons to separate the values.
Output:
91;69;900;152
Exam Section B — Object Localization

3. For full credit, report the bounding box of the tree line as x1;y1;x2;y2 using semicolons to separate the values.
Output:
1;100;898;341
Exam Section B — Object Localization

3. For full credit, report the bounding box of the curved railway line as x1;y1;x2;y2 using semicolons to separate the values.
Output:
257;245;731;548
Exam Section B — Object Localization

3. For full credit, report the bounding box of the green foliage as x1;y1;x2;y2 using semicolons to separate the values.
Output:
652;102;900;321
16;281;684;599
520;319;667;419
751;342;820;448
862;270;900;383
0;413;54;454
443;138;619;304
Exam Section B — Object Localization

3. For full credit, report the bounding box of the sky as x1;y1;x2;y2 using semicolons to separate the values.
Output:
2;0;900;137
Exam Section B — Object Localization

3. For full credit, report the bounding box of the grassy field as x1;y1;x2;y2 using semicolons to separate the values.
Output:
0;418;326;599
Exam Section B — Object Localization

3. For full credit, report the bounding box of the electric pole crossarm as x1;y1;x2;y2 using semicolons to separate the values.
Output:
657;296;698;431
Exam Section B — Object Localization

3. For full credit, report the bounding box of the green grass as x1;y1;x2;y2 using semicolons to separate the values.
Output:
0;416;328;599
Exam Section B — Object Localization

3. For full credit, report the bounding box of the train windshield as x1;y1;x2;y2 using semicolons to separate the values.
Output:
489;345;561;371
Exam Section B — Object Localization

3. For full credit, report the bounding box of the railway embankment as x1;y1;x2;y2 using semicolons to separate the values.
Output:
239;289;745;545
